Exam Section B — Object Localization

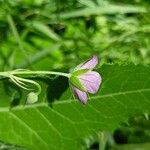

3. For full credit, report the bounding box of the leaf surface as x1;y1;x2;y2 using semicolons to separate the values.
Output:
0;65;150;149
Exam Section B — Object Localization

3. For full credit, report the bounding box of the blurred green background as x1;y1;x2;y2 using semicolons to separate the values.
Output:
0;0;150;149
0;0;150;72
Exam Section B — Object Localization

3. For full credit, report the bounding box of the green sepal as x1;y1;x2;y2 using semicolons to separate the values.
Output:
72;69;89;76
69;75;86;91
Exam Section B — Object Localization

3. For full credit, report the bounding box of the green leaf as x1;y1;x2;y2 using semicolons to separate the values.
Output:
16;44;60;69
111;142;150;150
28;21;60;41
0;65;150;150
56;4;146;19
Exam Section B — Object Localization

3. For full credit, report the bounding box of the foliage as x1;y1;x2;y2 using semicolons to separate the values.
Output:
0;65;150;150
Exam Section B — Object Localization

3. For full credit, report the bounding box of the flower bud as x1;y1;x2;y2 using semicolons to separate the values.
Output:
69;55;101;104
27;92;38;104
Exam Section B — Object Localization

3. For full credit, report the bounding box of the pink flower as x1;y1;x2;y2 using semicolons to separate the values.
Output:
69;55;102;104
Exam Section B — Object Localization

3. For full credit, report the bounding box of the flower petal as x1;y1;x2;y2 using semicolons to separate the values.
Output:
78;71;101;94
72;86;88;104
75;55;98;70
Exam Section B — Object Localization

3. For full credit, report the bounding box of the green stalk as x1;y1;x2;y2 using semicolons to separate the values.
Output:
0;71;70;78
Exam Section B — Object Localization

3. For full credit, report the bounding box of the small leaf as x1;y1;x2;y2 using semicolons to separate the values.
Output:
28;21;60;41
57;4;146;19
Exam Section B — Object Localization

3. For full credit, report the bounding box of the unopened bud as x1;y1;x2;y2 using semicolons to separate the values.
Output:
27;92;38;104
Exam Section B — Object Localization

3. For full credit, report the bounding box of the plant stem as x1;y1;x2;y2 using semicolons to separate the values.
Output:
0;72;10;77
0;71;70;78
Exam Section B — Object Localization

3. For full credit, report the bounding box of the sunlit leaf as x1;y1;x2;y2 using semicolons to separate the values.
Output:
0;65;150;149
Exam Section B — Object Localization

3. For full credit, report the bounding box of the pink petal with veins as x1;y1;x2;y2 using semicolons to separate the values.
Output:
78;71;101;94
75;55;98;70
72;86;87;104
